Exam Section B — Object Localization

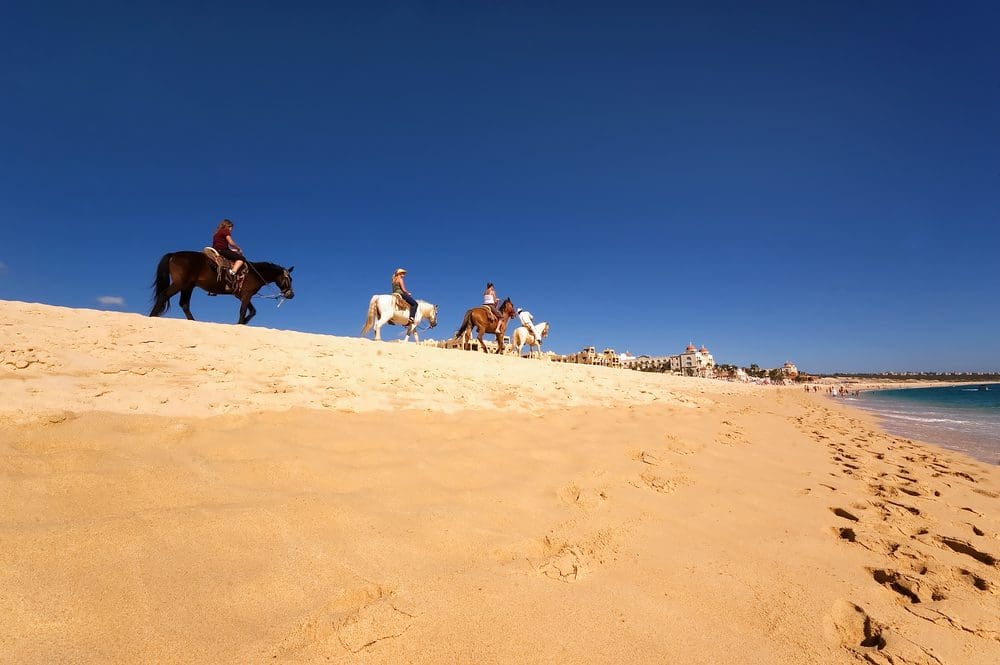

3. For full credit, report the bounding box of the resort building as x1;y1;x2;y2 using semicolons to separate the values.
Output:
550;346;625;368
617;343;716;377
439;336;514;355
621;355;673;372
781;361;799;378
668;344;715;377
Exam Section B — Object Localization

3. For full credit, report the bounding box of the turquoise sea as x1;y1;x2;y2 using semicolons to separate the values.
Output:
849;384;1000;464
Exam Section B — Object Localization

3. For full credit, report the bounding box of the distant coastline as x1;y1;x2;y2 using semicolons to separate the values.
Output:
807;376;999;393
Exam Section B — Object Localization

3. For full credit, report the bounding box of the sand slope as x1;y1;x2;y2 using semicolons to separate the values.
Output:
1;300;997;664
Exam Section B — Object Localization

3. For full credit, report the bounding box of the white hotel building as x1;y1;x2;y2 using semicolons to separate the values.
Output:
669;343;716;377
621;343;716;377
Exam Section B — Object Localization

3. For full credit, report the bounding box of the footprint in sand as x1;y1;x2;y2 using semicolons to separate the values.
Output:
823;599;886;651
631;449;664;466
868;567;946;604
831;507;860;522
935;536;997;567
557;483;608;508
538;545;589;582
274;583;419;657
336;597;417;653
638;472;677;494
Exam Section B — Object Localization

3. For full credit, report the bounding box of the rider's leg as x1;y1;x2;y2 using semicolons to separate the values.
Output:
403;293;418;324
219;248;244;275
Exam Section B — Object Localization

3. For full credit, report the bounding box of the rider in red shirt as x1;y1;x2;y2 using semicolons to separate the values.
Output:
212;219;244;275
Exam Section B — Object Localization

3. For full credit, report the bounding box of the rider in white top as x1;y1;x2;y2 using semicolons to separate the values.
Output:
517;308;539;342
483;282;500;324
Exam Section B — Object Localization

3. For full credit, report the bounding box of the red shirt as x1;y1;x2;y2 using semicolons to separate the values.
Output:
212;228;231;251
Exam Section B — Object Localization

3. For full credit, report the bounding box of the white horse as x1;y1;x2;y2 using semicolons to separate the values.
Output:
361;295;438;342
512;322;550;356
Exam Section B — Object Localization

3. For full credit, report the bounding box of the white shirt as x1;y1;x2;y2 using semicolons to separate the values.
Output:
518;310;533;326
483;293;496;305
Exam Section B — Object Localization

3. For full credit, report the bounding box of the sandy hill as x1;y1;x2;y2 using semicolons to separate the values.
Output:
1;299;997;664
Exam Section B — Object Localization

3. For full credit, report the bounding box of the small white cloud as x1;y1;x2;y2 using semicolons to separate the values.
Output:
97;295;125;307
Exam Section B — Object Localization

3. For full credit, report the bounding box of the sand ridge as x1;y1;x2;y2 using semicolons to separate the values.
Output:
1;300;723;422
1;299;998;664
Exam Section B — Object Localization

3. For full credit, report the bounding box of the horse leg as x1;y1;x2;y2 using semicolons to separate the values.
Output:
244;300;257;325
178;287;196;320
374;310;388;341
237;296;252;324
477;327;487;352
150;283;183;317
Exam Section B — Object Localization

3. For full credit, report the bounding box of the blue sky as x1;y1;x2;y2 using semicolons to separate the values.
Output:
1;1;997;373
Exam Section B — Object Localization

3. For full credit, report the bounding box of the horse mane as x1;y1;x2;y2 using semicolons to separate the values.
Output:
250;261;284;273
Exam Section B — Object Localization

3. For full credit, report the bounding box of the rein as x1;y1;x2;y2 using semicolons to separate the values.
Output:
254;291;287;307
246;261;287;307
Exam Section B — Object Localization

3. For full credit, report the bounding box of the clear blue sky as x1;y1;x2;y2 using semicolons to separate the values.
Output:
2;1;997;373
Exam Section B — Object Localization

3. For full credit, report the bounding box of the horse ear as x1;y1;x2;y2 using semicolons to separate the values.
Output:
288;266;294;273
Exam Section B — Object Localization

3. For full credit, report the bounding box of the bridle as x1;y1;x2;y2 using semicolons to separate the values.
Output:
249;264;294;307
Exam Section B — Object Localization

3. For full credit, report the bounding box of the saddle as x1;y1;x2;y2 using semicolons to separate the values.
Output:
476;305;502;332
203;247;246;294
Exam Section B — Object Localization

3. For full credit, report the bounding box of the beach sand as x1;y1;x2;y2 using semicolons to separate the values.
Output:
2;300;998;664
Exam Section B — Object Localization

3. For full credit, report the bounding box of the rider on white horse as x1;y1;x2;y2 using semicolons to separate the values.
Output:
517;308;539;342
392;268;418;325
513;321;549;356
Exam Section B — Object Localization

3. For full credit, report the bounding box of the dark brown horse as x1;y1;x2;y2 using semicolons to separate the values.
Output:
149;251;295;324
455;297;516;353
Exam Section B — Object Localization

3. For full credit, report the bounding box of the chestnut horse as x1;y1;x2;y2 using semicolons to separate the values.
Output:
149;251;295;324
454;297;516;353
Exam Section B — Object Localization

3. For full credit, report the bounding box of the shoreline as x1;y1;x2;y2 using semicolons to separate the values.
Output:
807;379;997;393
838;387;999;466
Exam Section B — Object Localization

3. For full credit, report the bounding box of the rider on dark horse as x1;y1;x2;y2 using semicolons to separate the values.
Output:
213;219;245;287
483;282;501;328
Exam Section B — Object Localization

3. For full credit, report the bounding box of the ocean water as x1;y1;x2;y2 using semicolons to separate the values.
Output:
847;384;1000;464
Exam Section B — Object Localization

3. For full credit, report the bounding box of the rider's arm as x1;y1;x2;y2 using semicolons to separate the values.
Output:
399;277;409;294
226;235;241;252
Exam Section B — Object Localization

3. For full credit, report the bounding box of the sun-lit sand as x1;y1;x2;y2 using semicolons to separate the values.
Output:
2;300;997;664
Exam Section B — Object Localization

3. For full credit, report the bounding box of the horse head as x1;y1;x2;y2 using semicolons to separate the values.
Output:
500;298;515;317
277;265;295;299
426;302;438;328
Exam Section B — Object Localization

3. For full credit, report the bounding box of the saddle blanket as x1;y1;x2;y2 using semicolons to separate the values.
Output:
203;247;246;294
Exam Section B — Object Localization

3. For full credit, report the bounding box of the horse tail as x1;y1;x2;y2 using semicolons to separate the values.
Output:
149;253;173;317
455;310;473;338
360;295;378;336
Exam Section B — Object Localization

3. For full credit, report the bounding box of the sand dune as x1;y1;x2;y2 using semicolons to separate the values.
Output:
1;300;997;664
